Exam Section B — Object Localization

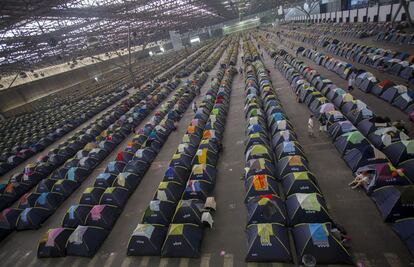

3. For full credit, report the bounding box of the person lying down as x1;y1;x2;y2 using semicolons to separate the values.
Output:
348;171;372;190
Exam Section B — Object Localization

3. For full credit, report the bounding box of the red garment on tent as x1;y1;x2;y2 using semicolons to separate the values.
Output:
259;194;273;199
117;152;123;162
378;80;394;89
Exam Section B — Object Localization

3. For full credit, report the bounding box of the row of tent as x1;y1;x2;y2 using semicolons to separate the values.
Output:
272;48;414;256
278;49;414;183
37;70;209;257
275;48;414;216
127;46;238;258
0;80;182;241
242;35;262;63
376;31;414;46
175;39;225;78
199;40;229;73
0;91;128;176
223;39;239;67
241;40;352;265
0;40;217;177
0;39;218;216
20;45;193;113
324;36;414;84
284;22;384;40
0;85;155;212
301;47;414;115
275;25;414;84
151;43;209;82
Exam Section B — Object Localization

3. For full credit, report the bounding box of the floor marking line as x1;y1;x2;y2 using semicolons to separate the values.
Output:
87;254;100;267
103;252;118;267
120;257;132;267
159;258;169;267
200;253;211;267
71;258;83;267
15;251;33;267
223;253;234;267
179;258;189;267
3;251;21;266
139;256;150;267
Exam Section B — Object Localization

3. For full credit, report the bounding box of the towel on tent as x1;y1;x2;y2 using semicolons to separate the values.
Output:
37;193;48;205
133;224;155;238
67;167;76;180
309;223;330;247
178;144;188;153
296;193;321;212
197;149;207;164
193;164;205;175
253;175;268;191
283;142;295;153
157;190;168;201
210;115;217;123
90;205;105;221
149;200;160;212
274;113;283;121
204;197;216;210
46;228;65;247
117;173;126;187
201;212;213;228
276;120;287;129
68;226;88;245
249;117;259;125
68;205;76;220
258;224;273;246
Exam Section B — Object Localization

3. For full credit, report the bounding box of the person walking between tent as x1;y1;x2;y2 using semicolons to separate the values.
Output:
348;76;355;91
308;115;315;137
192;101;197;114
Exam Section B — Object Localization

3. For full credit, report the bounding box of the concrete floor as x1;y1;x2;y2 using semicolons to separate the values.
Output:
0;37;413;267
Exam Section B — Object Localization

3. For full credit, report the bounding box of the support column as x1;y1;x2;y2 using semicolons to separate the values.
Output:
393;0;413;25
